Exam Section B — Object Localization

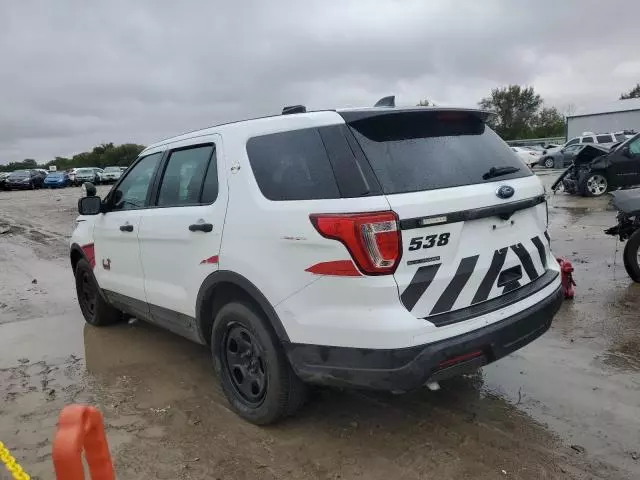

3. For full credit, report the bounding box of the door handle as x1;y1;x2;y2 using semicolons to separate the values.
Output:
119;224;134;232
189;223;213;233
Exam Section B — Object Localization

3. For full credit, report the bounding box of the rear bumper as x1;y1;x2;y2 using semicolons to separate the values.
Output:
285;284;563;391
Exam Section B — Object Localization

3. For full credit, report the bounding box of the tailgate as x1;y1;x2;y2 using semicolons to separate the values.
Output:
345;108;551;324
388;177;549;322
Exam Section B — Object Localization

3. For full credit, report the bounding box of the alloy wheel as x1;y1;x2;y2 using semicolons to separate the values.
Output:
586;174;607;196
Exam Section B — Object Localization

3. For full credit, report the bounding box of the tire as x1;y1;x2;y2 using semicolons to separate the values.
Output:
581;172;608;197
623;230;640;282
543;157;554;169
74;258;123;326
211;301;307;425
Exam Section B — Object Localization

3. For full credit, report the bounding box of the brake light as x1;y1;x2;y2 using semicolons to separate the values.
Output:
309;211;402;275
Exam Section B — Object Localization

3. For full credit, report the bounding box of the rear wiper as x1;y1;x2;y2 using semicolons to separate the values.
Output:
482;166;520;180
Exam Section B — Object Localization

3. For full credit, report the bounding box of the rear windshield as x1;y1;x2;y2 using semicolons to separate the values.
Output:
348;111;531;194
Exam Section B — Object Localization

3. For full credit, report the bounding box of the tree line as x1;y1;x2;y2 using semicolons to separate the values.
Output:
0;142;145;173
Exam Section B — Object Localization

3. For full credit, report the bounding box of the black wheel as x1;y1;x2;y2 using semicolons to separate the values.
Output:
623;230;640;282
74;258;122;326
581;172;608;197
544;157;554;169
211;301;307;425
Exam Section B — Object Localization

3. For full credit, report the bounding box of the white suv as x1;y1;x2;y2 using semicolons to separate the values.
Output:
70;101;563;424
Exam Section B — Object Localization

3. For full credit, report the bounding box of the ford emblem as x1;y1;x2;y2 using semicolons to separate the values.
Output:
496;185;514;199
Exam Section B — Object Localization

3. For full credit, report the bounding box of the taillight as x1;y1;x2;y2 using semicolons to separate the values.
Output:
309;211;402;275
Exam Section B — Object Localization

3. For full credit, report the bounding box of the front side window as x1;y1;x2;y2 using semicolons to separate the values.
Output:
581;136;595;143
157;145;216;207
565;138;579;147
111;152;162;211
629;138;640;156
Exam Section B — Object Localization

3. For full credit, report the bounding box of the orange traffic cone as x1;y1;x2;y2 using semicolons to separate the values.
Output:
52;405;115;480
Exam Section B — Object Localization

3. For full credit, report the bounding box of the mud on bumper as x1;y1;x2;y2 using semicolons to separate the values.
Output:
285;284;563;391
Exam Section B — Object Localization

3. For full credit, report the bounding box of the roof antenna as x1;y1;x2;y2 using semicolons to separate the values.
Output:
374;95;395;107
282;105;306;115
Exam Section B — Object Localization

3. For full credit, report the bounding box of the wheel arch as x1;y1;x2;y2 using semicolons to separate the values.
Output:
196;270;290;346
70;242;88;273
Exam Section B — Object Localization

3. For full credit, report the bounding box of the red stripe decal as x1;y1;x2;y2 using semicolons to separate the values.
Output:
82;243;95;269
305;260;362;277
200;255;219;265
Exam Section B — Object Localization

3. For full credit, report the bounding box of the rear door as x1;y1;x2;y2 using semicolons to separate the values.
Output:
137;136;227;330
346;110;551;325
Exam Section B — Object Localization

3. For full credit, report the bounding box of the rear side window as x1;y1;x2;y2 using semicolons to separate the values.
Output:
596;134;613;143
347;111;531;194
246;128;340;200
582;136;595;143
157;144;215;207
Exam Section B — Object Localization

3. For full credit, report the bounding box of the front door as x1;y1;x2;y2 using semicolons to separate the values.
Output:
610;137;640;187
93;151;163;317
137;137;228;333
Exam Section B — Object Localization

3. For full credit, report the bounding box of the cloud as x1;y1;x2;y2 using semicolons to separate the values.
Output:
1;0;639;162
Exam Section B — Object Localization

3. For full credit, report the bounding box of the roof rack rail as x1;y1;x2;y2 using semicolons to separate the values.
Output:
374;95;395;107
282;105;307;115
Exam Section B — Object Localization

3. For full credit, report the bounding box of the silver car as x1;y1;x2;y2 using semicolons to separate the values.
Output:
101;166;122;184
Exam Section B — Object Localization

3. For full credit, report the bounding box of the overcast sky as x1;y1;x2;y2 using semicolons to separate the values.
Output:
1;0;639;163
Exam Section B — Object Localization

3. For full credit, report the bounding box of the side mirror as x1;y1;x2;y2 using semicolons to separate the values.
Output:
622;146;631;158
78;196;102;215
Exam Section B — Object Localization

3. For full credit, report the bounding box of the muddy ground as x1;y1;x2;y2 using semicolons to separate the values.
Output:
0;175;639;480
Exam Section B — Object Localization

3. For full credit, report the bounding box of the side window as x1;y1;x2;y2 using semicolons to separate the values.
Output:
582;136;595;143
565;138;579;147
596;134;613;143
157;145;215;207
111;153;162;211
246;128;340;201
629;138;640;156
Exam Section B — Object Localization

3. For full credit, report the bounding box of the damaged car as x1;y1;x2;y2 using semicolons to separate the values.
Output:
552;133;640;197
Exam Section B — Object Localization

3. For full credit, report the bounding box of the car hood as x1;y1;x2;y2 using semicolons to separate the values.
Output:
573;144;611;166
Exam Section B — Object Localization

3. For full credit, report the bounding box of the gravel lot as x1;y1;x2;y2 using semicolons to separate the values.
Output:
0;178;639;479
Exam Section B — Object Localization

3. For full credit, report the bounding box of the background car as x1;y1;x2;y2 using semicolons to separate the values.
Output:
101;166;122;183
44;171;70;188
68;168;78;184
511;146;541;167
74;167;102;186
539;143;588;169
542;132;626;162
93;167;104;183
0;172;9;190
5;169;45;190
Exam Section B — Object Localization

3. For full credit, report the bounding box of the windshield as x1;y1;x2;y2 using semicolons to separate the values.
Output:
47;172;63;178
9;170;29;177
347;111;531;194
104;167;120;172
77;168;94;174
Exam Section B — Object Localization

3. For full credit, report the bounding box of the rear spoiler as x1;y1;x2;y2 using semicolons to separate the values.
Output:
339;107;492;124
